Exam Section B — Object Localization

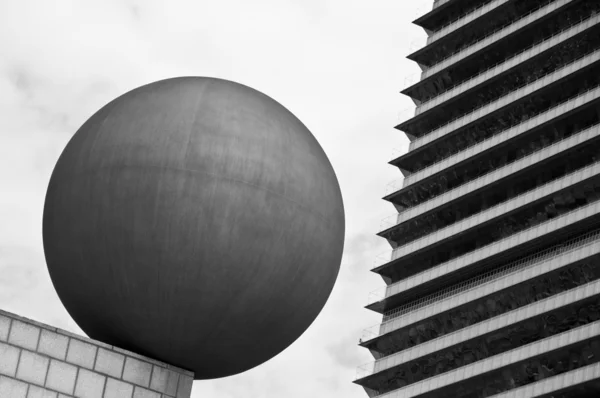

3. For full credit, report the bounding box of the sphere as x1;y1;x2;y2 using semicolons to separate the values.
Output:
42;77;345;379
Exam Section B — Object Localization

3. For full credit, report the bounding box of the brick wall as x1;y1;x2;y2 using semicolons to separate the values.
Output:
0;310;194;398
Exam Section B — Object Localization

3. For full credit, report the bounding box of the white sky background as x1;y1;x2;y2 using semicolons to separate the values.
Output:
0;0;431;396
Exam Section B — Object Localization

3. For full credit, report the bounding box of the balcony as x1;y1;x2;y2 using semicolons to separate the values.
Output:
403;1;600;105
380;152;600;279
363;245;600;365
375;321;600;398
489;362;600;397
397;23;600;176
358;282;600;394
425;0;511;46
400;49;600;148
420;0;573;80
363;231;600;343
373;196;600;296
369;226;600;309
411;0;561;69
413;14;600;115
357;279;600;381
391;82;600;201
415;0;495;32
384;122;600;226
381;161;600;267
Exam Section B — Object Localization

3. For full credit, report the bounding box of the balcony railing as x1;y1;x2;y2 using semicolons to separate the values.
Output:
389;69;600;203
382;119;600;230
370;220;600;306
383;161;600;266
399;49;600;154
422;0;573;80
489;362;600;398
402;2;592;96
369;199;600;322
374;321;600;398
358;278;600;380
382;226;599;318
415;14;600;115
388;89;600;210
363;229;600;343
410;0;509;48
369;162;600;304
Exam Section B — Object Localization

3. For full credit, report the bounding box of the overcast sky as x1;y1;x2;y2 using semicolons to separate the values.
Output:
0;1;430;397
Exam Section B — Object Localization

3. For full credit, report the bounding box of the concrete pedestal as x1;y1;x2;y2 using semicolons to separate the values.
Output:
0;310;194;398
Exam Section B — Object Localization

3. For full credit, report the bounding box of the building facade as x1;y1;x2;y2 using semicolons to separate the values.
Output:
356;0;600;397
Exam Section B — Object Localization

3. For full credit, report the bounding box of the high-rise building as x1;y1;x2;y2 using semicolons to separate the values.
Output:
355;0;600;397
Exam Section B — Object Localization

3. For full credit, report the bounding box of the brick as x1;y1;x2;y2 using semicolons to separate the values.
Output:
45;359;77;395
176;375;193;398
66;339;97;369
165;365;192;379
9;320;40;351
6;313;55;333
27;385;58;398
0;375;28;398
111;347;163;368
94;348;124;378
74;368;105;398
38;330;69;360
0;341;20;377
104;378;133;398
123;357;152;387
16;350;49;385
57;329;111;351
150;366;178;396
133;386;161;398
0;315;10;341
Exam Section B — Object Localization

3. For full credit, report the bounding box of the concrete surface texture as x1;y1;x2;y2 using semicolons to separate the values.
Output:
0;309;194;398
42;77;345;379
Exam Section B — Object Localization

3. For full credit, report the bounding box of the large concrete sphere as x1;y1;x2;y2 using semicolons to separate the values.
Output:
42;77;345;379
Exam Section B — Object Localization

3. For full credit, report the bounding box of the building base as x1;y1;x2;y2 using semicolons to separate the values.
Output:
0;309;194;398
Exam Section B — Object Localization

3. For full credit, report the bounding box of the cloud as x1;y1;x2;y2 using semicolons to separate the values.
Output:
0;0;428;396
